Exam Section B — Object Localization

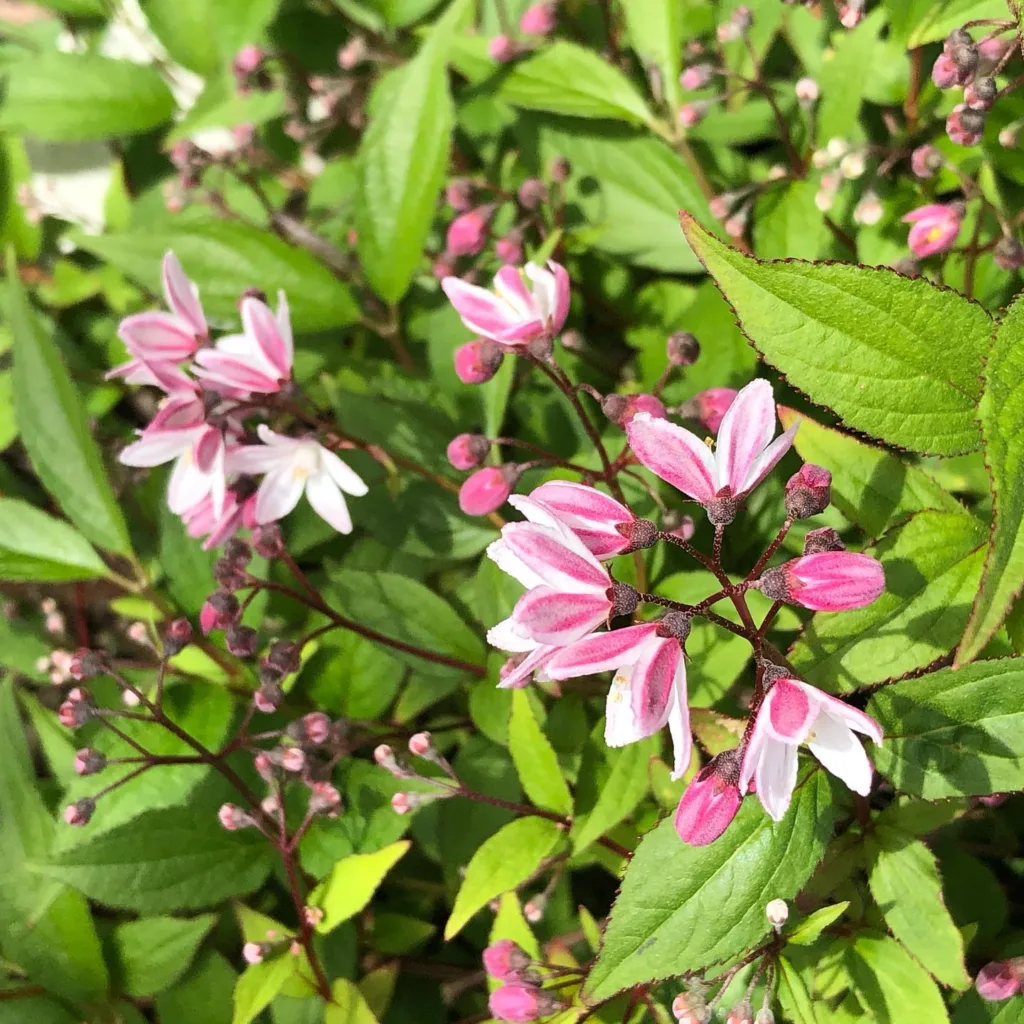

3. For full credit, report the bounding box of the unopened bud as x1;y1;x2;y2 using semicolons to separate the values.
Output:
726;1004;753;1024
73;748;106;776
303;905;324;926
754;1009;775;1024
549;157;571;182
803;527;845;555
279;746;306;773
408;732;433;757
610;582;640;618
242;941;265;964
161;617;193;657
213;557;247;592
667;331;700;366
253;680;282;713
523;896;546;923
391;792;412;815
795;76;819;104
225;624;259;659
656;611;692;644
201;591;240;634
446;178;473;211
995;237;1024;270
69;648;105;681
446;433;490;471
784;464;832;519
454;339;504;385
254;751;274;780
218;803;253;831
64;797;96;826
303;712;331;745
765;898;789;927
966;76;996;110
252;524;284;559
949;39;979;77
58;687;94;728
309;780;342;815
517;178;546;210
618;517;658;551
266;640;300;676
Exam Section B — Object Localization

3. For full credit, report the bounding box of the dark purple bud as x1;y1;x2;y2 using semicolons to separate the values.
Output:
526;335;553;360
213;557;247;591
754;566;791;602
163;617;194;657
784;464;832;519
266;640;301;676
705;492;739;526
253;680;283;713
58;687;94;728
995;237;1024;270
617;518;658;550
225;624;259;659
944;28;973;55
958;105;986;135
73;747;107;776
64;797;95;826
223;538;252;566
239;286;268;306
656;611;692;643
803;527;846;555
251;524;284;559
609;582;640;618
949;39;979;76
667;331;700;366
601;393;629;424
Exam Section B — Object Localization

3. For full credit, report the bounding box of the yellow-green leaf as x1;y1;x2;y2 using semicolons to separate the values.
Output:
312;841;410;934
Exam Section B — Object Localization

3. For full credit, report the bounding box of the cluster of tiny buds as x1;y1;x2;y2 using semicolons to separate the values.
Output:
484;940;567;1022
376;733;460;814
241;926;307;966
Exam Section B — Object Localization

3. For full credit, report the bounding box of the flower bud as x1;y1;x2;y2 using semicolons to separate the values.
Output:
495;234;523;265
489;982;563;1022
618;517;658;551
200;591;240;635
213;556;247;592
279;747;306;773
667;331;700;366
218;803;253;831
977;960;1024;1001
303;905;324;926
458;465;518;516
966;76;997;110
784;464;831;519
656;611;692;644
242;942;265;965
949;38;979;78
838;0;864;27
69;648;105;681
308;780;342;815
755;552;884;611
549;157;571;182
1000;124;1019;148
253;680;282;713
609;582;640;618
73;748;107;776
853;191;883;227
254;751;274;780
680;63;713;90
391;792;412;815
64;797;95;826
795;76;819;104
517;178;546;210
225;624;259;659
803;527;845;555
488;34;518;63
58;687;94;728
408;731;433;757
446;179;473;211
519;2;556;36
995;237;1024;271
674;749;742;845
446;208;491;257
447;433;490;471
754;1010;775;1024
911;144;941;178
337;36;366;69
454;339;504;385
709;192;738;219
949;104;986;145
677;102;709;128
931;53;962;89
680;387;737;433
266;640;301;676
303;712;331;745
765;898;789;927
252;524;284;559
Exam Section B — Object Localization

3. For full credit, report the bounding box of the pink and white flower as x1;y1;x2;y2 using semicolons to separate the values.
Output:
674;749;743;846
740;676;883;822
107;252;207;388
486;516;615;689
523;481;635;560
193;293;293;396
181;486;259;550
754;551;885;611
442;262;570;345
626;379;798;522
229;425;367;534
545;616;692;777
903;203;962;258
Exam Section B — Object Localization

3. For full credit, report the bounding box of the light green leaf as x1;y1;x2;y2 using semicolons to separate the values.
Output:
355;24;453;302
9;264;131;554
509;690;573;816
789;511;987;691
571;740;653;855
959;296;1024;663
681;215;992;456
0;499;106;582
445;816;565;939
906;0;1007;46
867;831;969;989
0;54;174;141
621;0;683;110
815;9;885;141
114;914;217;997
753;180;833;260
778;409;964;538
585;769;837;1000
233;955;298;1024
847;932;950;1023
155;951;235;1024
867;659;1024;798
312;841;410;934
325;978;380;1024
0;371;17;452
76;221;359;332
777;956;826;1024
785;902;849;946
496;42;653;125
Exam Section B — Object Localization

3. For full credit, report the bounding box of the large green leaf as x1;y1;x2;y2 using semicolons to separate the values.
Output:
867;659;1024;798
10;265;131;554
789;511;987;691
906;0;1008;46
114;914;217;997
867;830;969;989
495;41;653;125
76;221;359;332
355;23;453;302
527;117;712;273
620;0;683;110
847;932;950;1023
681;215;992;455
753;180;833;260
0;499;107;582
585;769;837;1000
233;955;299;1024
959;297;1024;664
508;690;573;816
0;54;174;141
312;841;410;934
778;409;964;538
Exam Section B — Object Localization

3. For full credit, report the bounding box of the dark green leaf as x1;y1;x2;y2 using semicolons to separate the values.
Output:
0;498;106;582
114;914;217;997
508;690;573;816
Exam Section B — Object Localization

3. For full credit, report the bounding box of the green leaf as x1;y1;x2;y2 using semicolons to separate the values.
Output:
681;215;992;456
867;658;1024;798
777;956;826;1024
847;932;950;1023
789;511;987;691
114;914;217;997
355;26;453;302
528;117;712;273
445;816;565;939
906;0;1007;46
509;691;573;816
312;841;410;934
778;409;964;538
867;831;969;989
325;978;380;1024
0;499;106;582
753;180;833;260
496;42;653;125
0;54;174;141
815;9;885;141
155;951;236;1024
76;221;359;332
326;569;484;677
9;264;131;554
233;955;299;1024
0;371;18;452
785;902;850;946
40;807;274;914
585;769;837;1000
959;297;1024;663
621;0;683;110
570;740;653;855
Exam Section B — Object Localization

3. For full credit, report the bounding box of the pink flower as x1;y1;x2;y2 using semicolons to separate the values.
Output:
520;2;556;35
486;516;616;688
446;208;491;257
489;983;559;1022
488;34;518;62
483;940;530;980
193;293;293;396
447;433;489;471
903;203;962;258
546;616;692;777
107;252;207;388
453;339;504;384
755;552;885;611
181;486;259;551
977;960;1023;1001
229;425;367;534
740;676;883;821
674;750;742;846
442;262;570;345
459;466;516;515
627;379;798;524
524;481;635;560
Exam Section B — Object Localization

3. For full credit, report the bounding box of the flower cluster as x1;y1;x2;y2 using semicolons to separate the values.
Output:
111;252;367;548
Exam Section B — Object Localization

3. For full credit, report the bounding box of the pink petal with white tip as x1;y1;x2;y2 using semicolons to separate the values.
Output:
493;265;536;317
529;480;630;524
499;646;557;689
715;379;776;493
501;523;609;594
511;586;610;646
118;311;199;360
242;297;292;379
487;616;540;653
161;252;206;338
544;623;659;678
626;413;718;502
630;636;682;734
193;350;281;394
739;420;799;495
441;277;523;339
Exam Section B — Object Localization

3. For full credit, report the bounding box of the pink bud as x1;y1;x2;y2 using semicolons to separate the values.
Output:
837;1;864;27
303;712;331;745
303;905;325;926
447;433;490;470
234;45;264;75
338;37;366;69
453;339;504;385
64;798;95;827
977;960;1023;1001
680;63;713;90
488;34;519;62
280;747;306;773
242;942;264;965
517;178;546;209
164;617;194;656
253;683;281;714
69;648;103;681
756;552;885;611
931;53;962;89
408;731;432;757
523;897;544;923
446;179;473;211
795;76;818;103
495;235;524;265
254;751;274;780
803;527;845;556
446;209;491;257
946;104;985;146
483;940;531;980
622;393;666;425
489;982;560;1022
520;2;556;35
391;792;411;815
677;102;709;128
674;751;742;846
433;258;456;280
73;748;106;776
965;76;997;110
200;601;219;635
309;781;342;815
218;803;251;831
58;688;92;728
784;464;831;519
458;466;515;516
685;387;737;433
45;612;65;634
910;144;941;178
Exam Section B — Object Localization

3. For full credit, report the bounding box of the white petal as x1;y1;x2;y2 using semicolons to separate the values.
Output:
255;466;305;524
807;712;875;796
487;616;540;653
486;537;546;591
318;445;368;496
306;471;353;533
119;429;194;467
167;452;211;514
666;662;692;780
604;667;646;747
257;423;299;448
228;445;291;475
524;262;557;321
755;738;798;822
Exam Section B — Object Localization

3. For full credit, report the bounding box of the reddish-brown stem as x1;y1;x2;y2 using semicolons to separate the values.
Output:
746;519;792;582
